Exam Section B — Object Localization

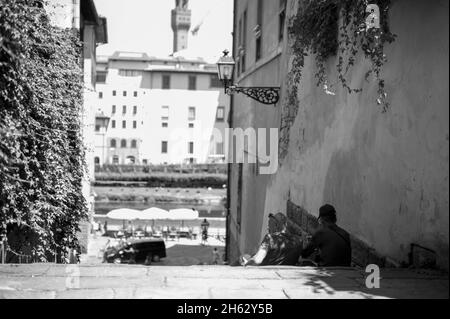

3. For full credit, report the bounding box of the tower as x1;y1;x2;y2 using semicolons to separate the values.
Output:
171;0;191;53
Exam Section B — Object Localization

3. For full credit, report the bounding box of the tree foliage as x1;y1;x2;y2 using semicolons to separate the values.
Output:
0;0;88;263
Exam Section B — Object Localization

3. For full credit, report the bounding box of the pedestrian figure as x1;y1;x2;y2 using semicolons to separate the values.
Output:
201;218;209;245
212;247;220;265
240;213;302;266
301;204;352;267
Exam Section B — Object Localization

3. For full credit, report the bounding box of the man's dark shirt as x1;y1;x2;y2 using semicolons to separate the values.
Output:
259;232;302;266
301;224;351;267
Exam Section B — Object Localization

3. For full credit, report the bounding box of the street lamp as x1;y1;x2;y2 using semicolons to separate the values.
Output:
216;49;280;105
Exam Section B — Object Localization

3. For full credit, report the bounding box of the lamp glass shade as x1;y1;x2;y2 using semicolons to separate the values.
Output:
217;52;235;81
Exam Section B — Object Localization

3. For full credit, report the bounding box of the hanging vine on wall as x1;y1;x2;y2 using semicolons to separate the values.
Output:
287;0;396;112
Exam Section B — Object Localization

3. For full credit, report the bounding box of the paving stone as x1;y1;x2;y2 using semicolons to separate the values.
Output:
0;288;56;299
165;277;265;290
0;276;67;291
134;287;210;299
284;287;388;299
209;288;287;299
0;264;447;299
56;288;115;299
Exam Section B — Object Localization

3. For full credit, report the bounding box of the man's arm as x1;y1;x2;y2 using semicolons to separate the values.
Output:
301;232;320;259
244;245;268;266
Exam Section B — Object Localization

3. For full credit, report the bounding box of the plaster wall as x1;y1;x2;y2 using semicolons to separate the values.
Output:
229;0;449;269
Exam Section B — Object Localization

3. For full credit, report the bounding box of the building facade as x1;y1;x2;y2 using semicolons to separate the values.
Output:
94;0;229;166
227;0;449;270
94;52;229;165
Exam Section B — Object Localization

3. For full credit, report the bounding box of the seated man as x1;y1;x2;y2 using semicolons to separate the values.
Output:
301;204;352;267
241;213;302;266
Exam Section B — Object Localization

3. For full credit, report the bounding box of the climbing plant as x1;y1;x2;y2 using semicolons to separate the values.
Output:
0;0;88;263
288;0;396;112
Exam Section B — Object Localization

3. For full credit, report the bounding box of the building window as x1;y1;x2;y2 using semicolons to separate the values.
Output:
133;121;137;129
122;105;126;114
118;69;142;77
112;155;119;164
110;139;117;148
98;92;103;99
123;91;127;97
188;123;194;128
188;75;197;90
142;159;148;165
255;0;263;62
216;106;225;122
121;139;127;148
161;141;168;154
96;73;106;83
133;106;137;115
111;120;116;129
210;74;221;88
134;91;138;97
279;0;287;42
162;122;168;128
161;106;169;121
112;105;116;114
113;90;116;96
94;157;100;165
242;9;247;73
216;142;224;155
188;107;196;121
95;125;100;132
162;75;171;89
188;142;194;154
131;140;137;148
122;120;126;129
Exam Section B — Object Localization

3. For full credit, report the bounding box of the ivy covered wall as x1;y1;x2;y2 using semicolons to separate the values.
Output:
0;0;88;263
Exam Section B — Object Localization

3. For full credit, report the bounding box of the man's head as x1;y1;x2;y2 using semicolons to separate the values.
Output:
318;204;337;225
268;213;287;234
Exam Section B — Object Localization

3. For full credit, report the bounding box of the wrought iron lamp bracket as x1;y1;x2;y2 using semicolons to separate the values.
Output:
225;85;280;105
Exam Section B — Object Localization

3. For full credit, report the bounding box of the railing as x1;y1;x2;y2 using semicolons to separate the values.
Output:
95;163;228;175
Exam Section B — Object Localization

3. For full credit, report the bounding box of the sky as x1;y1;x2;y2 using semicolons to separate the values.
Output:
94;0;234;61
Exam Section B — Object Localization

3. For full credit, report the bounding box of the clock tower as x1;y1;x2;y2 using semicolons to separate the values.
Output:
171;0;191;53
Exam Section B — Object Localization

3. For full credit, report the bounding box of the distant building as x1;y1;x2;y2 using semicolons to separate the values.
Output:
93;0;229;166
94;52;229;165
